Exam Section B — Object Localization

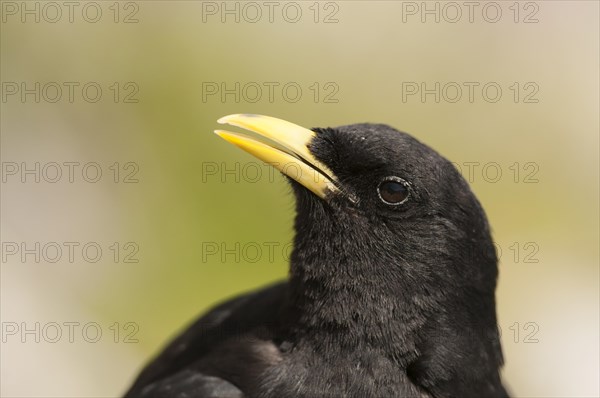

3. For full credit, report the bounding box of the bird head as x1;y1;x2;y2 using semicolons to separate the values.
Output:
215;114;502;369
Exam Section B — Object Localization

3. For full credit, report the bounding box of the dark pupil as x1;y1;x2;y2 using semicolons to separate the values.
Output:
380;181;408;203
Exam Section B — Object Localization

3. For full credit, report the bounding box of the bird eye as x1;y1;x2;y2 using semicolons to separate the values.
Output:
378;177;409;205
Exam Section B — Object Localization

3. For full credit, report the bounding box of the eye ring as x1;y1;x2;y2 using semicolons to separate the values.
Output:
377;176;410;205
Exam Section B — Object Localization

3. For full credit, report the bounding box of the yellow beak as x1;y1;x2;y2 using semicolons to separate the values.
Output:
214;114;339;199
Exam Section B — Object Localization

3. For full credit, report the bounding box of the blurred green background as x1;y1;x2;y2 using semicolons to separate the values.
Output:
1;1;598;397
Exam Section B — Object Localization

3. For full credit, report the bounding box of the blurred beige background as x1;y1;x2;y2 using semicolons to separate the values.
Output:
1;1;598;397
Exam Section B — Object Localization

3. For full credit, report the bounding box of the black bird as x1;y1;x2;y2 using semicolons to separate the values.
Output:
125;114;507;398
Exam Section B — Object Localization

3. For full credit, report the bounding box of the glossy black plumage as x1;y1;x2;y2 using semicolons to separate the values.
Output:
125;122;507;398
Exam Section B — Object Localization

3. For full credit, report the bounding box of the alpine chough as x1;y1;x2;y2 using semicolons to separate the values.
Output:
125;114;507;398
